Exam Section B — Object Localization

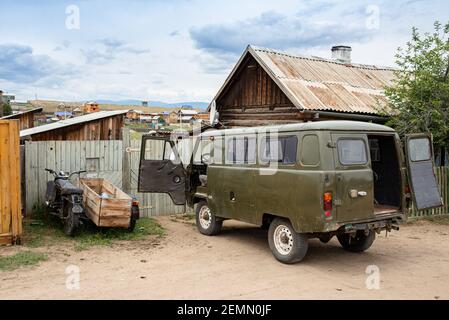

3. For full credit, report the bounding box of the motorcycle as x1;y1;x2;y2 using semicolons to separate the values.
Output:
44;168;87;236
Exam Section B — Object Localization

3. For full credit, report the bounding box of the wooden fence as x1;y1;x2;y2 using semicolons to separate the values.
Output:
24;140;123;216
408;166;449;219
0;120;22;245
24;136;186;217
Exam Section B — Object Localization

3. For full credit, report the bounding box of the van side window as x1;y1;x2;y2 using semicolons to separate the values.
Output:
338;139;367;165
409;138;431;161
301;135;319;166
261;136;298;164
144;139;173;161
226;136;257;164
212;137;223;164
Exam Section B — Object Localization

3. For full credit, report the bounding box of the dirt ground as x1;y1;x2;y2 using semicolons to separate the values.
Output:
1;217;449;300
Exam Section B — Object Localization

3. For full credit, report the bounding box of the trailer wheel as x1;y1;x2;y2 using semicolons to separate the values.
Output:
195;201;222;236
128;205;139;232
337;230;376;253
268;218;308;264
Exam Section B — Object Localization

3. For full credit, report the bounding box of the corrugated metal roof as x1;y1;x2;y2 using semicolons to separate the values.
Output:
211;45;396;115
20;110;128;138
0;107;43;119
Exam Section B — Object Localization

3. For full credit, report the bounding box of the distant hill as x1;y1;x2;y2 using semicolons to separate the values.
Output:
96;99;209;110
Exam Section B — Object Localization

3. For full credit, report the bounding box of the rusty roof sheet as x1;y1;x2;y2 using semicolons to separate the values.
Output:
251;46;395;115
211;45;396;115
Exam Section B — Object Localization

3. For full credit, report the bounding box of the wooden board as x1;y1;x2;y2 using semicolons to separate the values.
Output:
0;120;22;245
80;178;132;228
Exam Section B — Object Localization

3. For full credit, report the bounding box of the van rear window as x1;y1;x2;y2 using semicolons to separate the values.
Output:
338;139;367;165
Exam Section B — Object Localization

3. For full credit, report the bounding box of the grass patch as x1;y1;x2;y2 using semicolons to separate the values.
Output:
0;251;47;271
73;218;165;251
23;209;165;251
421;215;449;225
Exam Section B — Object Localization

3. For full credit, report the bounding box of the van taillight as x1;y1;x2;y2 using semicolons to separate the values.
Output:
323;192;333;218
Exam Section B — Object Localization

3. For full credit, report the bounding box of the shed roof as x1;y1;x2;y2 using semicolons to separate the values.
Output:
20;110;128;138
0;107;43;120
211;45;396;115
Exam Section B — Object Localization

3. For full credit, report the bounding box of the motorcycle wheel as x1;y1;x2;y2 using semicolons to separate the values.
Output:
64;204;80;237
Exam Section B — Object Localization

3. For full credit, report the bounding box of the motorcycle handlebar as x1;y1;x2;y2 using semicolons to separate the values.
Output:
45;169;86;177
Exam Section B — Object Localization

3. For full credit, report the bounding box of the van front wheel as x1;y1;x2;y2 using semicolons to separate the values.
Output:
195;201;222;236
337;230;376;253
268;218;308;264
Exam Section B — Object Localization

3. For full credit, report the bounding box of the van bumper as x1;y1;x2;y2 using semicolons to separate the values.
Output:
323;213;404;234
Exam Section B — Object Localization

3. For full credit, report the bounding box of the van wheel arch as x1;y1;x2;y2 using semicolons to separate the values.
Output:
262;213;301;232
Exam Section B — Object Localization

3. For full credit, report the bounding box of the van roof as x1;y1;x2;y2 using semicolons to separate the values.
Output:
201;121;395;137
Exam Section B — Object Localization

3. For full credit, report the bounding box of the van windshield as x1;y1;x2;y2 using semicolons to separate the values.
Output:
338;139;367;165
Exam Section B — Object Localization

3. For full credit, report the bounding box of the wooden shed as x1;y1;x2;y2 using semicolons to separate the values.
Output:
209;45;396;127
0;107;43;130
20;110;127;141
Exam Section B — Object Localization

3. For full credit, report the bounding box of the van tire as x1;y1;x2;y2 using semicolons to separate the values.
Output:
268;218;308;264
196;201;222;236
337;230;376;253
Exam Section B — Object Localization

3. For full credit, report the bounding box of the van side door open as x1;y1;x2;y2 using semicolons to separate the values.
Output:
138;136;187;205
405;134;443;210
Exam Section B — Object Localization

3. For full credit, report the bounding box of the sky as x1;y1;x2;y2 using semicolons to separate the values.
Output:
0;0;448;103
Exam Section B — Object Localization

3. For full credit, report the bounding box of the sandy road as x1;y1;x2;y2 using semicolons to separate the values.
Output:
1;217;449;300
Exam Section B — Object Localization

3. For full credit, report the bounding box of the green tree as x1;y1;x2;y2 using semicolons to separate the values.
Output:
2;102;13;116
385;21;449;154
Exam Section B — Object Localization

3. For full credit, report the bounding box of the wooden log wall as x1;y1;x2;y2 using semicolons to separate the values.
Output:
216;54;311;127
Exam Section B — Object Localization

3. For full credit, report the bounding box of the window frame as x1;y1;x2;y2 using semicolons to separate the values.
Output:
260;135;298;165
225;135;257;165
337;138;369;166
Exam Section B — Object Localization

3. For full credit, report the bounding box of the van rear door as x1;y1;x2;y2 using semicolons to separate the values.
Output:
138;135;187;205
405;134;443;210
332;133;374;223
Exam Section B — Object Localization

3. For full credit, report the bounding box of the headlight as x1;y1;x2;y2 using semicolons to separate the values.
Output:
72;204;83;213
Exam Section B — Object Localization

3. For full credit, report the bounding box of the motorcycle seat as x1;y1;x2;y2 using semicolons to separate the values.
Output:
56;179;83;195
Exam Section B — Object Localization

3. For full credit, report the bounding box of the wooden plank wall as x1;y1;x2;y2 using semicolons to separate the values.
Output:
0;120;22;245
24;140;123;216
216;54;309;127
29;115;124;141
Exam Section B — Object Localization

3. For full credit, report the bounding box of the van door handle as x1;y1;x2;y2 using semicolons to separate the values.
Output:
350;190;367;198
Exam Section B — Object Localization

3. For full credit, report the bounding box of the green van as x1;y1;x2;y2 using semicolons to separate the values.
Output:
138;121;442;264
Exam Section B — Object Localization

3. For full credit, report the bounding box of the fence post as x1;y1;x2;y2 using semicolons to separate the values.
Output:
122;127;131;194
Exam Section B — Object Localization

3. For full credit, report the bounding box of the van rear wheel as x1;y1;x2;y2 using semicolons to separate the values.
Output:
337;230;376;253
195;201;222;236
268;218;308;264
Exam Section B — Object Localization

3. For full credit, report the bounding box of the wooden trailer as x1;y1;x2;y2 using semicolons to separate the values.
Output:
80;178;134;228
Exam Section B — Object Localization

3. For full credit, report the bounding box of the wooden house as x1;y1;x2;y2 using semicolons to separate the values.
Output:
83;101;100;113
0;107;43;130
209;45;395;127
